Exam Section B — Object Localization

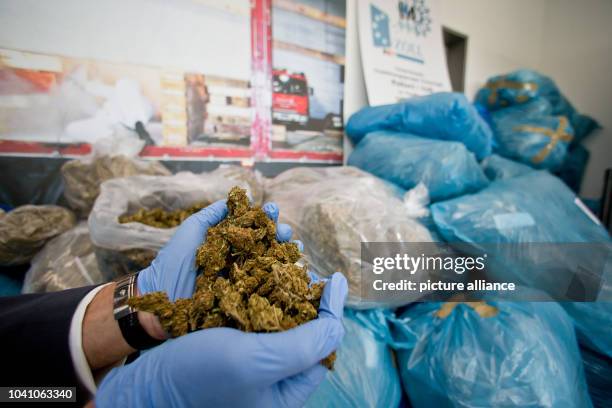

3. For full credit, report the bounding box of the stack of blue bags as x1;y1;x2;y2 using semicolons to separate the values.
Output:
336;82;609;407
475;69;599;190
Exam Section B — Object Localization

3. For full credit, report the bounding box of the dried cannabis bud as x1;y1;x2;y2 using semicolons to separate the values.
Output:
118;202;210;228
129;186;335;369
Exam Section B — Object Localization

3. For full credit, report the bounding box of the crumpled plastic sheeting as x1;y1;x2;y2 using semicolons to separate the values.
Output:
563;302;612;360
264;166;372;201
88;172;250;277
266;168;433;308
346;92;493;160
481;154;533;181
61;155;171;218
490;103;574;171
22;222;106;293
580;346;612;408
0;205;76;266
306;309;402;408
475;69;599;142
348;131;489;202
392;301;593;408
211;165;265;206
562;274;612;359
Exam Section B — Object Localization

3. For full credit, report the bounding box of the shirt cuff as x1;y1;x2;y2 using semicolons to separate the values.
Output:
68;284;110;395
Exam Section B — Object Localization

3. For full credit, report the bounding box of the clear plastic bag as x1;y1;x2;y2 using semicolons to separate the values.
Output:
305;309;402;408
88;172;250;277
0;205;76;266
61;155;171;218
348;131;489;202
266;167;434;308
211;165;265;206
391;300;592;408
22;222;107;293
346;92;493;160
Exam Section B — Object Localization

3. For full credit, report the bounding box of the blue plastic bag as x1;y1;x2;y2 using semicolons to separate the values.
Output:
481;154;533;181
563;302;612;359
490;107;574;171
346;92;493;160
580;346;612;408
305;309;402;408
475;69;599;142
347;131;489;202
391;300;593;408
431;171;610;244
431;171;610;299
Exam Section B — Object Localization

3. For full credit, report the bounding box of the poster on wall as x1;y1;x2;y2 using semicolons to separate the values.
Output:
0;0;345;163
358;0;451;105
268;0;346;162
0;50;254;159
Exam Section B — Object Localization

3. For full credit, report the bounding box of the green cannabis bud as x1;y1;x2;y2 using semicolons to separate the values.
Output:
119;202;210;229
129;186;335;369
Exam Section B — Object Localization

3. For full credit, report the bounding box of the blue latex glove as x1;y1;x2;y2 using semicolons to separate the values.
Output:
96;272;348;408
137;200;298;301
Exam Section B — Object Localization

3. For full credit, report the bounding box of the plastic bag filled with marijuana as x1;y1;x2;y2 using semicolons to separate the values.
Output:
263;166;377;236
211;165;265;206
268;171;434;308
128;187;335;368
22;222;107;293
61;155;171;218
264;166;371;202
0;205;76;266
305;309;402;407
89;172;250;277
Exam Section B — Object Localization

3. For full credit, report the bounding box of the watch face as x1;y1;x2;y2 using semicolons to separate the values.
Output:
118;287;128;298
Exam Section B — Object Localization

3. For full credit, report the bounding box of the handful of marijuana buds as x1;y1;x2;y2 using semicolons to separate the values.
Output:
128;186;335;369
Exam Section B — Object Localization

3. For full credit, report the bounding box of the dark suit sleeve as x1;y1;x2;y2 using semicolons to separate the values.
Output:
0;285;100;403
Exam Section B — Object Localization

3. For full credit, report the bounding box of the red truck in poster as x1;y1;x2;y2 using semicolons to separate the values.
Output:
272;69;311;128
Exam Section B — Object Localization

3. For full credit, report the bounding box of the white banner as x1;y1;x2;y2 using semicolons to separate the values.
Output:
358;0;451;105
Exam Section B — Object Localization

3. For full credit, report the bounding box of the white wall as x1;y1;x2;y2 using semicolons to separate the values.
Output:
538;0;612;198
345;0;611;198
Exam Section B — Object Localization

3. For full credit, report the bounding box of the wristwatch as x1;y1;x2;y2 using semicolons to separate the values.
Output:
113;273;164;350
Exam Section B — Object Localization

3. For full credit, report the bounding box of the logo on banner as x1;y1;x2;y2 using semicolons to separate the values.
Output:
398;0;431;37
370;2;425;63
371;5;391;47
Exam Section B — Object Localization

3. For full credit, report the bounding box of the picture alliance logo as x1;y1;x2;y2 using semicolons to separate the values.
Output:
398;0;432;37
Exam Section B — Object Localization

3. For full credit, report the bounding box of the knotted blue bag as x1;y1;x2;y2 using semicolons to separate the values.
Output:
347;131;489;202
346;92;493;160
391;301;593;408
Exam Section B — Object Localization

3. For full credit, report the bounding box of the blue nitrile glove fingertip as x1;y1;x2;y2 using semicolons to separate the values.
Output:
276;223;293;242
293;239;304;252
262;202;279;222
318;272;348;320
307;269;322;285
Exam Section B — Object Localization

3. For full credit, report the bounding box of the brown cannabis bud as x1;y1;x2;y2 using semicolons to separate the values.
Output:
118;202;210;228
129;186;335;369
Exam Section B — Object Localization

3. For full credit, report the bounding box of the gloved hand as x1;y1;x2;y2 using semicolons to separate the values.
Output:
96;272;348;408
137;200;297;301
